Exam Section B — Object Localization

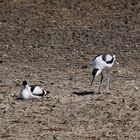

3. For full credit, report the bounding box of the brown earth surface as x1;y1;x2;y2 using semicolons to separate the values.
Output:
0;0;140;140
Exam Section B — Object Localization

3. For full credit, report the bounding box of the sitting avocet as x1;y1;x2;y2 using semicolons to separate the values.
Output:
91;54;116;92
19;80;49;99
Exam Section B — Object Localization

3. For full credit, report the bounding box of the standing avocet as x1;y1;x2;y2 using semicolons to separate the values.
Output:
20;80;49;99
91;54;116;92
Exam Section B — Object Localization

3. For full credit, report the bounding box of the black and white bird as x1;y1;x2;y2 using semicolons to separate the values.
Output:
91;54;116;92
19;80;49;99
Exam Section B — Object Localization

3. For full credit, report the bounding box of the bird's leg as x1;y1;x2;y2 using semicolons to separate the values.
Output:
98;72;104;93
106;69;110;93
91;77;94;85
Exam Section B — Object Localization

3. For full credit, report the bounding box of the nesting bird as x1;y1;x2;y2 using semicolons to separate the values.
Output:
91;54;116;92
19;80;49;99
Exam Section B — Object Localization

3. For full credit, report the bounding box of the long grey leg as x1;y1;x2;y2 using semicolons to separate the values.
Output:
98;72;104;93
106;69;110;92
100;72;104;84
91;77;94;86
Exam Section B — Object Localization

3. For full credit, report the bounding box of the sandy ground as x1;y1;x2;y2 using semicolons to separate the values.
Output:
0;0;140;140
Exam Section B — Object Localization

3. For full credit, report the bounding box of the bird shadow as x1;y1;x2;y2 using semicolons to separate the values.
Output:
73;91;96;96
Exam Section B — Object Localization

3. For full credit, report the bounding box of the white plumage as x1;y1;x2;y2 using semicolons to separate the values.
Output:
20;80;49;99
91;54;116;92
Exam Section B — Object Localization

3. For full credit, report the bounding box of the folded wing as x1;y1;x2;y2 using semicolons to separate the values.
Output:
31;85;45;96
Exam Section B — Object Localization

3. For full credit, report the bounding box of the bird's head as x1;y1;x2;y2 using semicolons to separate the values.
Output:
23;80;28;86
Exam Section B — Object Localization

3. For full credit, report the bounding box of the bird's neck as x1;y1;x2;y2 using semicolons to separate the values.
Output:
24;84;30;90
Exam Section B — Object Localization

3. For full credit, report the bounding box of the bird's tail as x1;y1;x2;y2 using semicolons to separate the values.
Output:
44;90;50;96
113;54;119;65
113;54;116;59
91;68;99;85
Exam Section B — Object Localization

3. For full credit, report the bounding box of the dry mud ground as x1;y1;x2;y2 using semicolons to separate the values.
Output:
0;0;140;140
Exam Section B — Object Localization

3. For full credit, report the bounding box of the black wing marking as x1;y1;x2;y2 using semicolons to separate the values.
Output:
102;54;107;61
30;85;36;93
102;54;114;64
34;89;45;97
93;54;102;61
106;57;114;64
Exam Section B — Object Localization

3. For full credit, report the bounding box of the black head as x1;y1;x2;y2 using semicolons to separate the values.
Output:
23;80;28;86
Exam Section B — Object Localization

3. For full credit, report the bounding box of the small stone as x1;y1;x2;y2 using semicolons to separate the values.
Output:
81;65;88;69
